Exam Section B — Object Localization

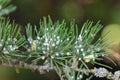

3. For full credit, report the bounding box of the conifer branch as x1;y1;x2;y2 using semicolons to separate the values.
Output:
0;17;116;79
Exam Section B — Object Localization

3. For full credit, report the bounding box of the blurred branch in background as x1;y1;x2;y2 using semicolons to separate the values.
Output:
0;0;16;16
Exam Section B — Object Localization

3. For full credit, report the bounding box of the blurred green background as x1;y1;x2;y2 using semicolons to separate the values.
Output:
2;0;120;80
9;0;120;25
